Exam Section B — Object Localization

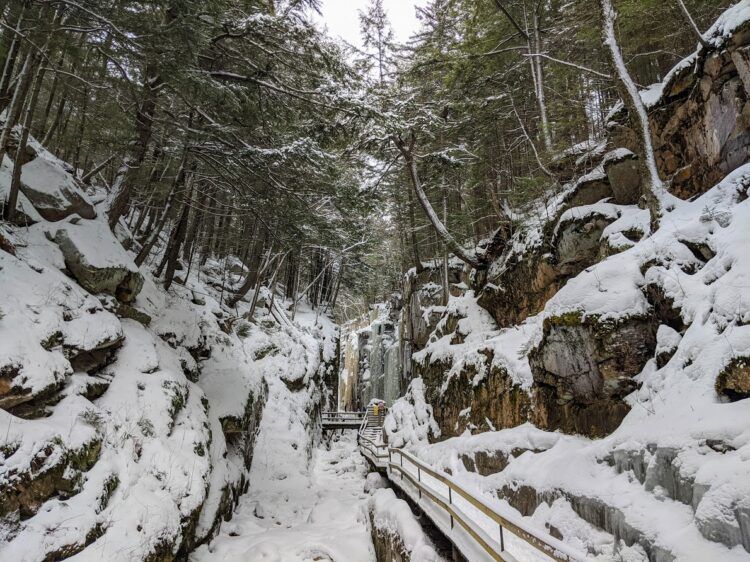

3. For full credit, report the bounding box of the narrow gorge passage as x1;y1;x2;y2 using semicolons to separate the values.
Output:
2;1;750;561
192;434;374;562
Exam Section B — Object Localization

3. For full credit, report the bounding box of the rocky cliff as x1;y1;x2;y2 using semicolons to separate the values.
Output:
0;132;336;561
383;4;750;560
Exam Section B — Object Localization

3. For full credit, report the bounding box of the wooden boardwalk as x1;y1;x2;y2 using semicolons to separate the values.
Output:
356;401;586;562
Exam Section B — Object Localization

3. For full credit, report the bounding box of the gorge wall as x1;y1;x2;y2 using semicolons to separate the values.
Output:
0;132;338;561
375;8;750;559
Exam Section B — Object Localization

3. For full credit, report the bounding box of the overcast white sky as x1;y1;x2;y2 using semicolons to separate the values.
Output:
317;0;428;48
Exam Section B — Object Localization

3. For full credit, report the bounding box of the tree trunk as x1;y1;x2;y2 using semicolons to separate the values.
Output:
0;3;25;112
107;62;163;229
162;177;194;290
531;7;552;151
676;0;708;49
393;133;485;270
406;186;424;273
0;49;35;165
134;164;183;266
7;59;44;222
598;0;664;225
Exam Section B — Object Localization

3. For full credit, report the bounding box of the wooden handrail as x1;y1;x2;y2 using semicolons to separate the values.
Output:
356;411;585;562
389;448;584;562
389;463;510;562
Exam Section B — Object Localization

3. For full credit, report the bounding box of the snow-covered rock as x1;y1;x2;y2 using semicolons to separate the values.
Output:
53;219;143;303
20;156;96;222
368;488;443;562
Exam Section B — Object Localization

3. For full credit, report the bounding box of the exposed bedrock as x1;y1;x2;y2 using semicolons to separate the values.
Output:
479;190;623;330
529;312;657;438
401;263;462;351
552;213;618;278
416;354;531;439
499;484;676;562
0;435;102;537
478;248;561;329
610;20;750;199
715;355;750;401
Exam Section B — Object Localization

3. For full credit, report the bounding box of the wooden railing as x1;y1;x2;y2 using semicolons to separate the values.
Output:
322;411;366;429
358;415;586;562
322;411;366;422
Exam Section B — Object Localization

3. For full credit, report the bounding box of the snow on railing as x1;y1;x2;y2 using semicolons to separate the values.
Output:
358;413;586;562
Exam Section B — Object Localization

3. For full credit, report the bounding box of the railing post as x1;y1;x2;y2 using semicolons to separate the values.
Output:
400;451;403;480
417;466;422;499
448;486;454;529
499;525;504;552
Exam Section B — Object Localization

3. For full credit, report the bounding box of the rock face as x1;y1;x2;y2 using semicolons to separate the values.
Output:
402;270;449;350
608;18;750;199
54;220;143;303
715;355;750;401
529;312;656;437
20;157;96;222
602;149;641;204
0;433;102;537
553;212;617;278
416;356;531;439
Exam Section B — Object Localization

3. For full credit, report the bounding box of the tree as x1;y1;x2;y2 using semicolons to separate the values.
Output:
359;0;396;85
597;0;665;224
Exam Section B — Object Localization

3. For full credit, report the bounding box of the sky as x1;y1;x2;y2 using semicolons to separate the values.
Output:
317;0;429;48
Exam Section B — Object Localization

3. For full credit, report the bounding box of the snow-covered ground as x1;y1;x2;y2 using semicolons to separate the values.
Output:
191;430;375;562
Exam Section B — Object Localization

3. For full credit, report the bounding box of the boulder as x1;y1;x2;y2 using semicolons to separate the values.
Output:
116;302;152;327
655;325;681;369
60;308;124;374
603;149;641;204
0;161;44;226
20;157;96;221
54;220;143;303
561;167;613;211
553;209;619;277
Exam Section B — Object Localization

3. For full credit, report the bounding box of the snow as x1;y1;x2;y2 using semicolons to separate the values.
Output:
655;325;682;356
0;133;341;560
542;249;650;322
384;378;440;449
369;488;443;561
0;156;43;223
704;0;750;46
555;201;622;235
53;218;139;273
21;156;93;207
191;433;375;562
391;160;750;562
